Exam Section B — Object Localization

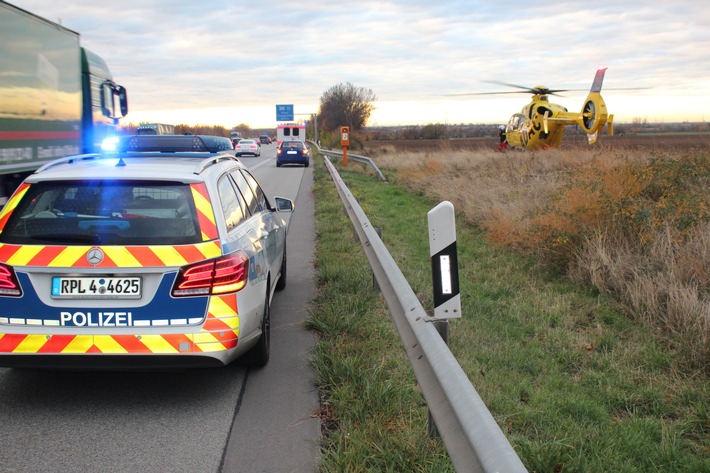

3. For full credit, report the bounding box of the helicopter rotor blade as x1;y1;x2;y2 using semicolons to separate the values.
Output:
484;80;536;91
444;91;529;96
444;79;650;98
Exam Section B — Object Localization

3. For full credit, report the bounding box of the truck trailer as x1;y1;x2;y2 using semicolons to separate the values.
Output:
0;1;128;202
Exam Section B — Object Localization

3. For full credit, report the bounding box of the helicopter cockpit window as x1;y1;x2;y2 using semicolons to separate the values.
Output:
509;113;526;130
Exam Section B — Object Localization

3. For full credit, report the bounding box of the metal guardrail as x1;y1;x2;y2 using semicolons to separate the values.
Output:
321;155;527;473
308;141;388;182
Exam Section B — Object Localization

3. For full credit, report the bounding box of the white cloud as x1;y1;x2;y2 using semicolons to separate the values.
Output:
8;0;710;127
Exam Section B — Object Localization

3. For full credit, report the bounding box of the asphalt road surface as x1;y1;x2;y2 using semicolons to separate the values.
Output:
0;144;321;472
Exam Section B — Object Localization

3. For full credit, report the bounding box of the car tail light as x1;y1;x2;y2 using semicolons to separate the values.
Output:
171;252;249;297
0;263;22;297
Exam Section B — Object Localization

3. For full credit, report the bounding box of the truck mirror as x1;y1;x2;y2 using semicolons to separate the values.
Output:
100;81;128;120
117;86;128;117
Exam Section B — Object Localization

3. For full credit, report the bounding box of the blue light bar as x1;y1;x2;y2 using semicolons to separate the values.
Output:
120;135;234;153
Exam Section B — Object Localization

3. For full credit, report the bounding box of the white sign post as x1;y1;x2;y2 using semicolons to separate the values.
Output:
428;201;461;319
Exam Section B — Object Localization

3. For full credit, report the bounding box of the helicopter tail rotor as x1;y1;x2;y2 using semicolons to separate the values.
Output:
578;93;609;136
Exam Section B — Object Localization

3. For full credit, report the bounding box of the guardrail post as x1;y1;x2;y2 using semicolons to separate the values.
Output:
428;318;449;438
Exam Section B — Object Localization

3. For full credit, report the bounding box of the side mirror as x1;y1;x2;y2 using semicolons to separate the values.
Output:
274;197;294;212
117;85;128;117
100;81;128;120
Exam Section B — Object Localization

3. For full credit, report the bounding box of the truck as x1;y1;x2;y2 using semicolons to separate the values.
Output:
0;1;128;202
276;122;306;146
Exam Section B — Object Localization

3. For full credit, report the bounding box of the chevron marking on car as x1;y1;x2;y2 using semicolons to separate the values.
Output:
191;183;218;241
194;295;239;351
0;183;29;232
0;241;222;268
0;295;240;355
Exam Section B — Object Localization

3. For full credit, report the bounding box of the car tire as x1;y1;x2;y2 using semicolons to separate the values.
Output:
276;162;282;167
242;288;270;367
305;160;309;167
275;244;287;291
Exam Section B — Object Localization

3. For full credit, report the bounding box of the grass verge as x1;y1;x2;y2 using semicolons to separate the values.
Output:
308;153;709;472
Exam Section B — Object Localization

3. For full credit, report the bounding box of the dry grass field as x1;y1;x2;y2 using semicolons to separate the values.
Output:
361;133;710;374
365;132;710;153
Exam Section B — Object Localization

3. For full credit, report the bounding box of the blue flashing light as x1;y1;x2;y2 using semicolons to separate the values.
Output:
101;136;120;152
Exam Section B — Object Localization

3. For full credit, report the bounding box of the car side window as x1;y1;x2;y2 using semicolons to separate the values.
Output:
217;175;247;231
230;170;261;215
240;170;268;211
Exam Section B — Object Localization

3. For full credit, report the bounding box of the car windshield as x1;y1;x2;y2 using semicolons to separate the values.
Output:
0;180;203;245
240;140;255;145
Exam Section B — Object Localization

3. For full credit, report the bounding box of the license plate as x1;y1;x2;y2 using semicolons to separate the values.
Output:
287;150;297;154
51;277;142;299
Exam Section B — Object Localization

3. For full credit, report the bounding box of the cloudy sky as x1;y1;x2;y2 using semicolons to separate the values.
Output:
8;0;710;128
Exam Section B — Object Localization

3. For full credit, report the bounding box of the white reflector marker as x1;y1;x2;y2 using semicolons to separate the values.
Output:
440;255;452;294
428;201;461;319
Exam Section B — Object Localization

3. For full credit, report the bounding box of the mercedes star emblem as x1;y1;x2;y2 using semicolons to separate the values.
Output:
86;247;104;265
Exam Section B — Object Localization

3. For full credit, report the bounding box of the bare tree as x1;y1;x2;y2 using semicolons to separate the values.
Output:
318;82;377;132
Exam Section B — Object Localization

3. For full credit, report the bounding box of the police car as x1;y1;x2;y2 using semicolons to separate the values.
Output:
0;135;293;369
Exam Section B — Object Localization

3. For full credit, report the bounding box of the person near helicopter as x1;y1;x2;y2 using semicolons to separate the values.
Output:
497;125;508;151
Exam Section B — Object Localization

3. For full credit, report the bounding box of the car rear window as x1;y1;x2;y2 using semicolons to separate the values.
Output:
0;180;203;245
281;141;303;149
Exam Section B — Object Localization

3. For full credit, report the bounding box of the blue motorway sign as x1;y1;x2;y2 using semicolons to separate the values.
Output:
276;104;294;121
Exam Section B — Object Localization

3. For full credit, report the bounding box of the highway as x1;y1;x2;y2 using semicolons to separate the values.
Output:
0;142;321;472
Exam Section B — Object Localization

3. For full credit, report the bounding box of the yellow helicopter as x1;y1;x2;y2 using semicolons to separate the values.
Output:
460;67;616;150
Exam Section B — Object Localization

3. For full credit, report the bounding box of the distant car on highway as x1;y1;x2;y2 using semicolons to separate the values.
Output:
276;140;309;167
235;139;261;157
259;135;271;144
0;134;294;369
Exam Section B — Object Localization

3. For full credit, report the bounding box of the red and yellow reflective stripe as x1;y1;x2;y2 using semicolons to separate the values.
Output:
0;183;29;232
195;294;239;350
191;183;218;241
0;295;240;355
0;241;222;268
